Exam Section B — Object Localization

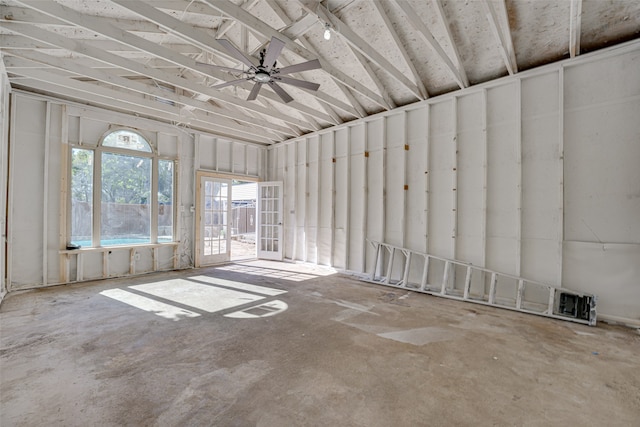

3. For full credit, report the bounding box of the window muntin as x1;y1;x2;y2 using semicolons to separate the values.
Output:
70;148;93;246
158;159;174;243
69;129;175;247
102;129;152;152
101;152;152;245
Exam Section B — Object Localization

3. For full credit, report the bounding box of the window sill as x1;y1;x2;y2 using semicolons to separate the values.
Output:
59;241;180;254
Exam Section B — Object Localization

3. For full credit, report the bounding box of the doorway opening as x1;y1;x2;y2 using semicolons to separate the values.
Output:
230;180;257;261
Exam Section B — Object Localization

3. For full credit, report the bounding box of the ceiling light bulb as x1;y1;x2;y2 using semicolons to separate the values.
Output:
324;24;331;40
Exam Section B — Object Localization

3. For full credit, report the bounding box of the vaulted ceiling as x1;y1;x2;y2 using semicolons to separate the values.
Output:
1;0;638;145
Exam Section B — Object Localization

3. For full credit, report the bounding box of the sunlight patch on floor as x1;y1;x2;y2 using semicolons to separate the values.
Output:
189;275;286;296
129;279;264;313
100;276;289;321
99;288;200;321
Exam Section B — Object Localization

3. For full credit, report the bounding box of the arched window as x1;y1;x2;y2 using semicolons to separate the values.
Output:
102;129;152;152
69;128;174;247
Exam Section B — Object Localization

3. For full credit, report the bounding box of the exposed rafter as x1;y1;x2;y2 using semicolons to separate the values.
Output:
431;0;470;85
4;48;296;138
12;1;325;131
348;47;396;109
2;0;636;146
258;0;364;119
481;0;518;75
569;0;583;58
371;0;428;99
391;0;468;89
201;0;389;109
312;4;423;102
3;21;312;132
111;0;351;123
5;60;275;144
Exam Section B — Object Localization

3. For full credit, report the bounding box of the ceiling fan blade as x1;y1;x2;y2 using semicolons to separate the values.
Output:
277;59;321;75
263;37;286;70
217;39;257;68
212;77;250;89
195;62;246;74
247;82;263;101
276;76;320;92
268;81;294;103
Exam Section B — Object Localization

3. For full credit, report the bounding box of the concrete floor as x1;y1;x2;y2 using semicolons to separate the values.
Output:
1;260;639;427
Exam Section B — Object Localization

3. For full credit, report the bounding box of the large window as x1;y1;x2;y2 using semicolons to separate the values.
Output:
70;129;175;247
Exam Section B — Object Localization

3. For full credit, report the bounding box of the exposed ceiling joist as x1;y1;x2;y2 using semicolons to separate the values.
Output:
481;0;518;75
201;0;389;109
11;1;321;131
214;0;262;39
371;0;429;99
313;4;423;102
431;0;470;84
570;0;583;58
2;0;636;146
111;0;346;125
4;48;296;137
5;62;276;144
259;0;362;119
392;0;468;89
3;21;312;132
349;47;396;109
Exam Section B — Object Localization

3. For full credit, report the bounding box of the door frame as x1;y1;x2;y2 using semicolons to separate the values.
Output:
256;181;284;261
194;171;259;267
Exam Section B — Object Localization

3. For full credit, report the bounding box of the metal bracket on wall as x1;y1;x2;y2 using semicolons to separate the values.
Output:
363;241;597;326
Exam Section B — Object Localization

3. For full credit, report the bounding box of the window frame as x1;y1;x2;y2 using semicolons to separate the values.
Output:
68;127;177;247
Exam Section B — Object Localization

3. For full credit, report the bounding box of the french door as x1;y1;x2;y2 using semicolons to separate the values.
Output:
257;182;283;260
198;176;231;266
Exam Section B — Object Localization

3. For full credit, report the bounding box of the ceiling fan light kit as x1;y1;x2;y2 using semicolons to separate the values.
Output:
197;37;322;103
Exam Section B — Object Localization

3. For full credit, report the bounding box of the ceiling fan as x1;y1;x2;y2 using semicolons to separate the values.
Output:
197;36;322;103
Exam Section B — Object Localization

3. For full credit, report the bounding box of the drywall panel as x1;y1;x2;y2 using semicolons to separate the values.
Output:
197;135;215;170
348;126;365;272
455;92;485;266
306;136;319;263
405;109;428;253
217;139;232;172
158;133;178;157
405;108;428;284
80;118;103;147
0;66;10;300
283;144;296;260
317;133;334;265
232;142;245;174
521;72;562;284
10;95;46;286
333;128;349;268
428;100;455;259
564;49;640;244
268;45;639;324
564;241;640;323
246;145;260;177
68;115;80;144
45;104;63;283
365;119;384;271
385;114;405;248
295;140;307;261
486;83;519;276
177;135;195;268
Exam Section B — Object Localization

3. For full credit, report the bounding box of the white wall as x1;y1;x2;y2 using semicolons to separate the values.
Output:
0;59;10;303
268;41;640;325
6;92;265;290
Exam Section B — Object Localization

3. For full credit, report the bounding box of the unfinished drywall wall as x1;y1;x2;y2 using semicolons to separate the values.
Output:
268;42;640;325
7;92;265;290
0;60;10;303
